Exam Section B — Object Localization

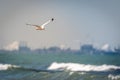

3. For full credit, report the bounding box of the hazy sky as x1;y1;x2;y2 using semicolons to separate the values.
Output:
0;0;120;49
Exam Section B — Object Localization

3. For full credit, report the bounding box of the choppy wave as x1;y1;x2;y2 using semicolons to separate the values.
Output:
0;63;46;72
0;63;20;70
0;63;59;73
1;63;120;80
1;62;120;73
48;62;120;72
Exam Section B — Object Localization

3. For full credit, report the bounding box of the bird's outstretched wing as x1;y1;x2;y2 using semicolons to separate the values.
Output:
41;18;54;28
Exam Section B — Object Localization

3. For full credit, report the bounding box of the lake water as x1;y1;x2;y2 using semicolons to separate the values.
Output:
0;53;120;80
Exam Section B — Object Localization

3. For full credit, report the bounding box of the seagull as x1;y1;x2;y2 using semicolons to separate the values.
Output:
26;18;54;30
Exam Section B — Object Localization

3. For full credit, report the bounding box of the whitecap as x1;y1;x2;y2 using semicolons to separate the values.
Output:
47;62;120;72
69;72;74;75
0;63;19;70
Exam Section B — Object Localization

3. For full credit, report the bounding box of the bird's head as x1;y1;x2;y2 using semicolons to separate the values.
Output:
51;18;54;21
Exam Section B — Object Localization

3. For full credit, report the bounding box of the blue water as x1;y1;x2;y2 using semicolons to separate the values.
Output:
0;52;120;80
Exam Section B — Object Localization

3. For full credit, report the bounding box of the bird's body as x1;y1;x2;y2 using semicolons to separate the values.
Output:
26;18;54;30
35;26;45;30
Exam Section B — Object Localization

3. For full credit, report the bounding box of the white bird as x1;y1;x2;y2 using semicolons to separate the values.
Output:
26;18;54;30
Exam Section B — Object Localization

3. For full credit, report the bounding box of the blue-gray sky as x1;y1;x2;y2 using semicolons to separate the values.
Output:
0;0;120;49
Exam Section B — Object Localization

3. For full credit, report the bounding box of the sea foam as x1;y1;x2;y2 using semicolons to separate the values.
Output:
48;62;120;72
108;74;120;80
0;63;19;70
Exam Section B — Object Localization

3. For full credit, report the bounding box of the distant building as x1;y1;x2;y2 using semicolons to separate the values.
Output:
47;46;61;53
80;44;95;54
18;41;31;53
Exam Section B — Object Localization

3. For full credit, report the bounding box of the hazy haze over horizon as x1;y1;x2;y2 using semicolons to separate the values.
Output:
0;0;120;50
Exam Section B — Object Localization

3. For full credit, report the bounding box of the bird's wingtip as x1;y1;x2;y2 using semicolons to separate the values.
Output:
51;18;54;21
